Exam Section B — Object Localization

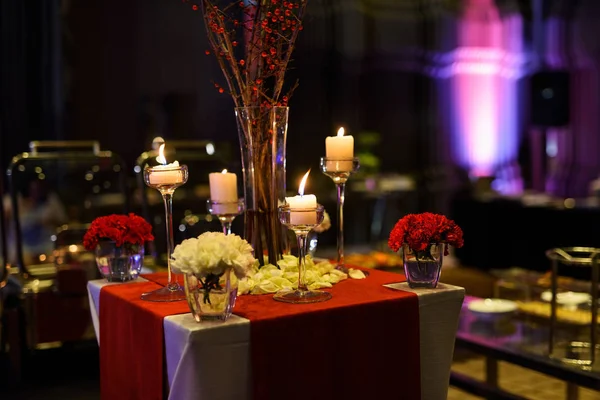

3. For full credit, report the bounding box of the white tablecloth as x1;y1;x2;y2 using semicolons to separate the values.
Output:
88;280;464;400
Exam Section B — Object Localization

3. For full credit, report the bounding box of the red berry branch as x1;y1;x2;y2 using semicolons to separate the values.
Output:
185;0;308;108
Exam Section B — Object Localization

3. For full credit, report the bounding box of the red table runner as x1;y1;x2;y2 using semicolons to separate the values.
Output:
99;269;421;400
99;279;188;400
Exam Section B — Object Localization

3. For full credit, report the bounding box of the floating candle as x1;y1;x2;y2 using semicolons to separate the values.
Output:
285;170;317;225
325;127;354;171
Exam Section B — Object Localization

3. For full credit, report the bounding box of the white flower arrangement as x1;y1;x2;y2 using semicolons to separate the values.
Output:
171;232;255;279
171;232;366;301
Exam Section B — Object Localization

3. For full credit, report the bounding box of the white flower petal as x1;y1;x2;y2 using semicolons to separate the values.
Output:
308;281;332;290
348;269;366;279
252;280;280;294
237;257;364;295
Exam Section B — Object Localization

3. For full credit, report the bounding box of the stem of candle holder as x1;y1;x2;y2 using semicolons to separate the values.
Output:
320;157;360;274
336;182;346;270
296;231;309;292
164;193;176;286
206;199;245;236
142;164;188;302
221;220;233;236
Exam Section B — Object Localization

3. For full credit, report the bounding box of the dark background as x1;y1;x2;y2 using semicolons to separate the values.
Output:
2;0;600;213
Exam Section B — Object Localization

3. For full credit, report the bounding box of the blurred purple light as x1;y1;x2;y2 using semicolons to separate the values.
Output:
445;1;526;193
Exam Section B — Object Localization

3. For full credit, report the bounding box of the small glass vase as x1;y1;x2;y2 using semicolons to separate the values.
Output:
184;269;238;322
401;243;444;288
95;241;144;282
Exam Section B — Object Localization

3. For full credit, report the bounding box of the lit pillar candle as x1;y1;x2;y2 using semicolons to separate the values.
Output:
285;170;317;225
148;144;184;185
325;127;354;171
209;169;238;214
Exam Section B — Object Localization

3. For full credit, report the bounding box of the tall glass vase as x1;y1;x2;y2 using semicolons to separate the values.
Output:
235;106;290;266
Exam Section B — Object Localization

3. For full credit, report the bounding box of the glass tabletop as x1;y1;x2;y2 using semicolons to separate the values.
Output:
456;296;600;390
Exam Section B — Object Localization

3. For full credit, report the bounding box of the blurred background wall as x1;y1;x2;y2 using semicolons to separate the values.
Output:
2;0;600;206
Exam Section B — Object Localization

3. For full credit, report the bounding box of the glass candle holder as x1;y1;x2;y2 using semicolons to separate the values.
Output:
275;204;331;304
142;164;188;302
206;198;245;235
320;157;360;273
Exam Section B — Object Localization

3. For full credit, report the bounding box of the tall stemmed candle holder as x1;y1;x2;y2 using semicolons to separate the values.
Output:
142;144;188;302
320;157;360;273
275;170;330;303
206;199;245;235
276;204;330;304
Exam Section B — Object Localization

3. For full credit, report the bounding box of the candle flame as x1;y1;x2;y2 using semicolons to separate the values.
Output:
298;170;310;196
337;127;345;137
157;144;167;165
221;169;228;174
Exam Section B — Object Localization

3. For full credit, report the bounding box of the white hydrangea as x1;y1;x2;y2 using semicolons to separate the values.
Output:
171;232;255;279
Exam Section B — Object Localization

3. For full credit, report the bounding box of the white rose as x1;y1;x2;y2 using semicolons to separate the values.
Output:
171;232;255;279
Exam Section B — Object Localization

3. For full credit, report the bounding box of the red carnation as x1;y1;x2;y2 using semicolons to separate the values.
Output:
83;213;154;251
388;212;464;254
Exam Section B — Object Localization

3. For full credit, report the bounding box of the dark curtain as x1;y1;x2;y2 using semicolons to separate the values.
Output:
0;172;6;280
0;0;64;169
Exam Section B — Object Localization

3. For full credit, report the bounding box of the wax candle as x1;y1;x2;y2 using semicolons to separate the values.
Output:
209;169;239;214
285;170;317;225
325;127;354;171
148;144;184;185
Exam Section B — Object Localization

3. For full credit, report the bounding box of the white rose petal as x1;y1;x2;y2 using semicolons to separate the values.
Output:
253;272;265;281
308;281;332;290
283;272;298;283
277;255;299;270
238;278;255;295
237;257;364;296
269;269;284;278
329;269;348;279
303;270;320;284
252;280;280;294
268;276;294;291
348;269;366;279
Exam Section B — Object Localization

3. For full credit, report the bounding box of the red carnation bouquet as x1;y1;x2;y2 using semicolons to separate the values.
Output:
83;213;154;251
388;212;464;255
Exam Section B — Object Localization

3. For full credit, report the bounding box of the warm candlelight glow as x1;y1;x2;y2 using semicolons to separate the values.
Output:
157;144;167;165
337;127;345;137
298;170;310;196
222;169;228;174
286;170;317;224
148;143;183;185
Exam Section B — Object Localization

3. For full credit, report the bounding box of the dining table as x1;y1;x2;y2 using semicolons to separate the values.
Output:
87;268;464;400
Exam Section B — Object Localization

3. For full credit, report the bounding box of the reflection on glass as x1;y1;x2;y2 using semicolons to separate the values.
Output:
3;179;67;265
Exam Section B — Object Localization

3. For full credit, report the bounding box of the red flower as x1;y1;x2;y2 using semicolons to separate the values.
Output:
83;213;154;251
388;212;464;254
